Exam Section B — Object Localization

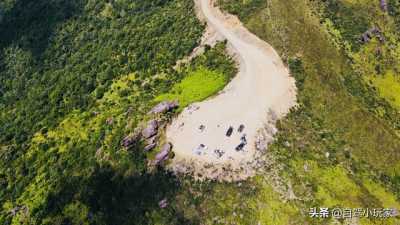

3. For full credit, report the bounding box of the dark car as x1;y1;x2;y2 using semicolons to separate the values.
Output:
226;126;234;137
235;143;246;151
238;124;245;133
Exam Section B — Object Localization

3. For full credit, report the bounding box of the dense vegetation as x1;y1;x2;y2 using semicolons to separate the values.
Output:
0;0;237;224
0;0;203;145
213;0;266;21
2;0;400;224
203;0;400;224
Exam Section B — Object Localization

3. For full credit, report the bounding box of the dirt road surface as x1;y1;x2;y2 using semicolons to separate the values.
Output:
166;0;297;181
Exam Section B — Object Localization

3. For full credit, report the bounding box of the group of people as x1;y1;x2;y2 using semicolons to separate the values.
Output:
193;124;248;158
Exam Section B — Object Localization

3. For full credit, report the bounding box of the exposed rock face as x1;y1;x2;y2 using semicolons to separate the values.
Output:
122;130;141;148
144;143;157;152
380;0;388;11
361;27;385;43
158;198;168;208
155;143;172;164
144;135;158;151
148;101;179;114
142;120;158;138
9;206;28;217
122;118;161;152
255;135;267;152
95;148;103;158
147;135;158;144
106;117;114;125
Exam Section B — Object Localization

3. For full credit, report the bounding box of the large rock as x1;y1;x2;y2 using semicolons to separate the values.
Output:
148;101;179;114
142;120;158;139
155;143;172;164
9;206;28;217
122;130;141;148
380;0;387;11
146;135;158;145
158;198;168;208
361;27;385;43
144;143;157;152
144;136;158;152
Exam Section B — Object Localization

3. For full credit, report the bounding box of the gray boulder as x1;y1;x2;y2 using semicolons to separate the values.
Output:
144;136;158;151
361;27;385;44
361;32;371;43
122;130;141;148
159;198;168;208
142;120;158;139
148;101;179;114
146;135;158;145
144;143;157;152
9;205;28;217
380;0;387;11
155;143;172;164
106;117;114;125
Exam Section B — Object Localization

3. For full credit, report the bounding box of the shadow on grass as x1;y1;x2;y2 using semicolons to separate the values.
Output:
44;165;195;225
0;0;83;57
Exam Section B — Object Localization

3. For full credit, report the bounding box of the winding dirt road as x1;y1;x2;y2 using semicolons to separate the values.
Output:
166;0;297;181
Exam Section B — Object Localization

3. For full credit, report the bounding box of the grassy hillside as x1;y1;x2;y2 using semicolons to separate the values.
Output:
0;0;203;145
2;0;400;224
177;0;400;224
0;0;238;224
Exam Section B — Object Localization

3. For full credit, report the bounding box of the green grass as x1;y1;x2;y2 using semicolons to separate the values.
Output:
3;0;400;224
245;0;400;177
176;1;400;224
0;40;236;224
370;71;400;109
154;67;229;109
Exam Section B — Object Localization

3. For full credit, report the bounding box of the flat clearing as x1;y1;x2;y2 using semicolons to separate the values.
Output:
166;0;297;181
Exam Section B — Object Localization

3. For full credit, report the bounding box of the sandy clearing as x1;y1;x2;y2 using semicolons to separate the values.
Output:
166;0;297;181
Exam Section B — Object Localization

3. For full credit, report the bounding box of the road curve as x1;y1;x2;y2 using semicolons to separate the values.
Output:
166;0;297;181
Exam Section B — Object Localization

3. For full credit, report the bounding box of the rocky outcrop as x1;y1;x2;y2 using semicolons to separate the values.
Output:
122;100;179;154
155;143;172;164
158;198;168;208
106;117;114;125
144;143;156;152
9;206;28;217
148;101;179;114
380;0;388;11
361;27;385;43
122;130;141;148
122;120;160;152
144;135;158;152
142;120;158;139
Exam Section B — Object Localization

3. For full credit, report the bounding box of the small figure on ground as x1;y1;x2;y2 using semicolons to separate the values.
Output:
159;198;168;208
238;124;245;133
214;149;225;158
194;144;207;155
199;124;205;132
240;134;247;145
